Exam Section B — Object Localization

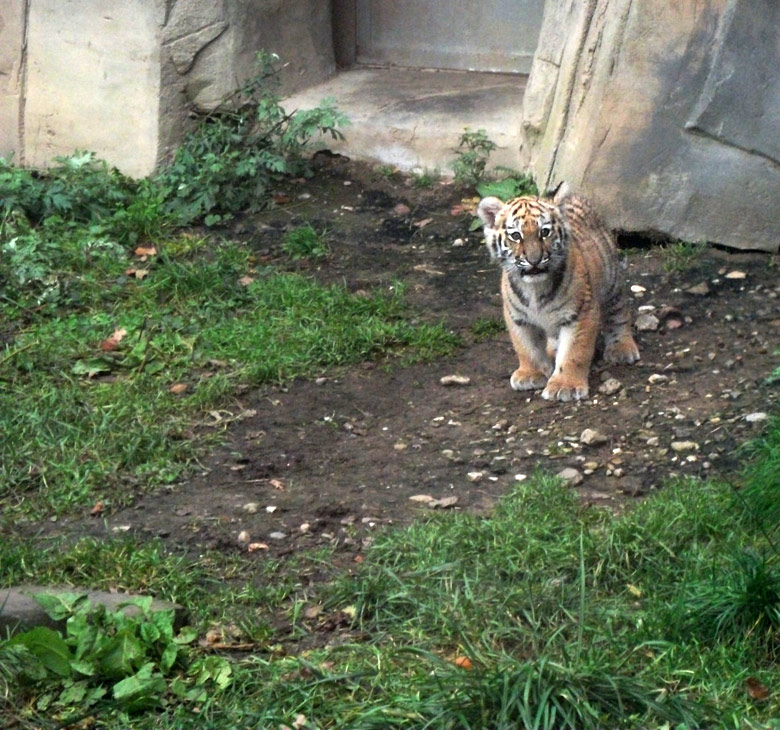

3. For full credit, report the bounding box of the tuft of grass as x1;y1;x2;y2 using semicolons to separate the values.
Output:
411;167;441;189
281;223;330;260
469;316;505;341
661;239;706;273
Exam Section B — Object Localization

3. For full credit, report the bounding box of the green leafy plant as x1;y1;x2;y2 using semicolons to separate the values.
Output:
281;223;330;260
157;51;348;226
469;316;505;341
3;591;225;716
452;128;497;187
476;169;538;201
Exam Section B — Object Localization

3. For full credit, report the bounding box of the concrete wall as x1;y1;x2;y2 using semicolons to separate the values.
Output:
0;0;336;177
520;0;780;252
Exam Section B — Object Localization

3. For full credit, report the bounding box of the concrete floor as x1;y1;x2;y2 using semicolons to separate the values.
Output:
283;67;527;173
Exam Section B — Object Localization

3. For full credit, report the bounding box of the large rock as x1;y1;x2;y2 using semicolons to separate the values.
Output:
520;0;780;252
1;0;336;176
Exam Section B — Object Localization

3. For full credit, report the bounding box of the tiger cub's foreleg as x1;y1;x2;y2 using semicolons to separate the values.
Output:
541;310;600;402
504;304;553;391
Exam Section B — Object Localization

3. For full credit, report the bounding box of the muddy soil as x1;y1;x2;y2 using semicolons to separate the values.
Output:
44;157;780;570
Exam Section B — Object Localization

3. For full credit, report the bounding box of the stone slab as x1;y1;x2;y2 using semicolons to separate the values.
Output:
0;585;186;636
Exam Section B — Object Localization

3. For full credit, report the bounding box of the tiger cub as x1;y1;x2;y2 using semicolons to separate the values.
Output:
477;183;639;402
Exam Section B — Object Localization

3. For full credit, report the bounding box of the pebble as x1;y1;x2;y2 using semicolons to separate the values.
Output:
635;313;660;332
686;282;710;296
725;270;746;279
598;378;622;395
467;471;484;482
648;374;669;384
269;531;287;541
440;374;471;386
242;502;259;514
429;496;459;509
745;412;768;423
557;467;584;486
237;530;251;545
514;474;528;482
630;284;647;296
671;441;699;452
452;238;465;247
580;428;608;446
646;436;660;447
409;494;435;503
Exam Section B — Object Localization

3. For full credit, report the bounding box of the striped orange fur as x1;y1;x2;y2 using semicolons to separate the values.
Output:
477;183;639;401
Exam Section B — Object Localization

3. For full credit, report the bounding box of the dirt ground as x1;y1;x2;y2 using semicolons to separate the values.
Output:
47;157;780;570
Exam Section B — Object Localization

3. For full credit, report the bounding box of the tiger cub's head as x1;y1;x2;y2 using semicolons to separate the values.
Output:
477;185;570;281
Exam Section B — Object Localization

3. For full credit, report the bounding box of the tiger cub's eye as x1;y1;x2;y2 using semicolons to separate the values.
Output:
539;225;552;239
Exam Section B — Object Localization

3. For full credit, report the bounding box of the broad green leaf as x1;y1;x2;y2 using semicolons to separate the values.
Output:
99;629;146;679
33;591;89;621
112;662;166;711
9;626;72;677
72;357;113;376
174;626;198;645
160;642;178;673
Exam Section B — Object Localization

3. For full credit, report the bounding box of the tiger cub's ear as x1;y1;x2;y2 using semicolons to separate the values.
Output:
548;181;572;205
477;197;505;229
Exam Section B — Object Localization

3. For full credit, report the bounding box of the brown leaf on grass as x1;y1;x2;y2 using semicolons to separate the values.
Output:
238;275;255;287
393;203;411;216
270;478;286;491
273;193;291;205
413;217;433;228
89;501;103;516
99;328;127;351
124;267;149;280
247;542;269;553
454;656;473;670
746;677;770;701
169;383;188;394
134;245;157;261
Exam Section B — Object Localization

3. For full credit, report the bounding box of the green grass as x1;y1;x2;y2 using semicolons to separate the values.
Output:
661;240;707;273
5;443;780;728
281;223;330;260
0;229;458;522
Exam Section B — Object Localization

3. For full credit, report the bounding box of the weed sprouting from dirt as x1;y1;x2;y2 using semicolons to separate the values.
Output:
281;223;330;260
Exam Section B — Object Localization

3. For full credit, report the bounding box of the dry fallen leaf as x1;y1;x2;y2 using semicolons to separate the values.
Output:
248;542;269;553
169;383;188;394
270;478;286;491
454;656;473;670
393;203;411;216
134;245;157;261
89;501;103;516
746;677;770;701
273;193;291;205
99;328;127;351
238;275;255;287
413;217;433;228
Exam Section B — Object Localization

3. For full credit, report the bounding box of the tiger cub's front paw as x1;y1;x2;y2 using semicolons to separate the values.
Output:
603;337;640;365
510;367;549;392
541;375;589;402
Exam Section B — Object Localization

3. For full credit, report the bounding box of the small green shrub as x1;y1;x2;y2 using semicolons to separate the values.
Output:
452;128;497;187
281;223;329;260
157;51;348;226
469;316;505;340
411;167;441;189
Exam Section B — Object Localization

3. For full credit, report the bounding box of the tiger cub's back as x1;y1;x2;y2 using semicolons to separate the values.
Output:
553;185;620;304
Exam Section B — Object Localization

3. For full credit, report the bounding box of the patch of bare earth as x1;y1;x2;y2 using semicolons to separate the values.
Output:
46;159;780;569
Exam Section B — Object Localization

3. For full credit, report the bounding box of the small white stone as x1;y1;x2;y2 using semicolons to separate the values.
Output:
269;531;287;541
237;530;251;545
467;471;484;482
440;374;471;386
725;270;747;279
514;473;528;482
557;467;583;486
745;412;768;423
452;238;465;247
671;441;699;452
409;494;435;503
599;378;623;396
630;284;647;294
635;313;660;332
242;502;259;514
646;436;660;447
580;428;609;446
648;374;669;384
